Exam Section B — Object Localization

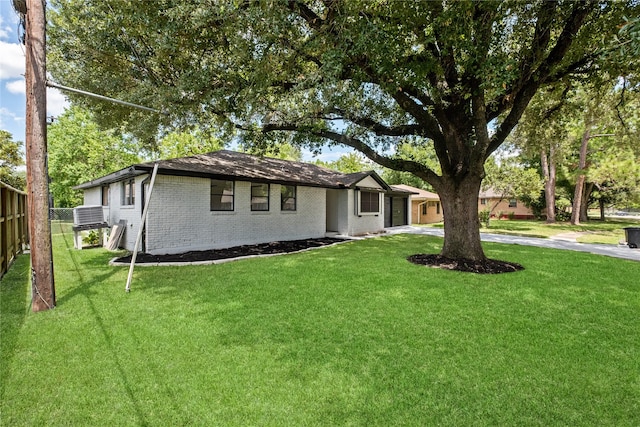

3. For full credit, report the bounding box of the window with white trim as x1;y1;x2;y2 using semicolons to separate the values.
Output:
359;190;380;214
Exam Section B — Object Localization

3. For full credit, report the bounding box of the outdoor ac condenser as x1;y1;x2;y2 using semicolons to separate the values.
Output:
73;205;105;227
72;205;108;250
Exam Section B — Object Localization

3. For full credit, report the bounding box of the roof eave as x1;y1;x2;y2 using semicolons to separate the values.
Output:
73;166;146;190
132;165;347;189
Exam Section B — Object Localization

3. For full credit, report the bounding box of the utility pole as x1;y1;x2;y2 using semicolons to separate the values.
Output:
23;0;56;311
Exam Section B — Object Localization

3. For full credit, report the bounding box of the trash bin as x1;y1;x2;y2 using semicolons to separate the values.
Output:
623;227;640;249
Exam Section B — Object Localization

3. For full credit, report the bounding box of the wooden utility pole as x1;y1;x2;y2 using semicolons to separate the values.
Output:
24;0;56;311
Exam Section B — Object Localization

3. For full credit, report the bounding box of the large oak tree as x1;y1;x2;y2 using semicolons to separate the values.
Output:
48;0;636;261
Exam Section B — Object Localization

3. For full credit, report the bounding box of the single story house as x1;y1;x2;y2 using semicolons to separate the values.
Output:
478;188;535;219
390;184;443;224
389;184;535;223
74;150;412;255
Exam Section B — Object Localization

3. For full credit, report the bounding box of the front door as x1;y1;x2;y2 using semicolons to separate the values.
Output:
384;196;392;227
391;197;407;226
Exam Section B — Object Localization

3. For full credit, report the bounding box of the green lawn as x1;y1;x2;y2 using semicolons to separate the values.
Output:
1;222;639;425
426;218;640;244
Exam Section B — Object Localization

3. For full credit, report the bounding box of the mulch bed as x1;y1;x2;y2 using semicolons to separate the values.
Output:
114;237;344;264
407;254;524;274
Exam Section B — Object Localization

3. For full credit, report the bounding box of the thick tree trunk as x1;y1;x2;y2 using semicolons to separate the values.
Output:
571;176;586;225
541;145;557;223
571;128;590;225
580;182;593;222
438;174;485;261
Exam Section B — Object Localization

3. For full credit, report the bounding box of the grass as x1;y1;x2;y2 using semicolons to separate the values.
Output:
1;222;640;425
426;218;640;244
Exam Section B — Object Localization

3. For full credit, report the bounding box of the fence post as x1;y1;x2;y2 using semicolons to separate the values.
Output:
0;182;28;278
1;186;6;276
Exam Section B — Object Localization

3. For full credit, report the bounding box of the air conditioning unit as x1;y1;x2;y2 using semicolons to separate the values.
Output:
72;205;109;250
73;205;106;227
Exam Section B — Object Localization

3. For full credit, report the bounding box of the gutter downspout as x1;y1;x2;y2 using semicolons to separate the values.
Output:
125;163;159;292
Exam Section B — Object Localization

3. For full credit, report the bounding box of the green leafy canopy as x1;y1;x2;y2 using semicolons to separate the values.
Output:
48;1;637;190
47;106;141;207
0;130;26;190
47;1;638;258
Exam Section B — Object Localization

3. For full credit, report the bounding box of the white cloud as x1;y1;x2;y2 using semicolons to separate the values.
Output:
0;106;24;127
0;4;21;40
3;83;69;119
0;15;13;40
47;87;69;118
6;78;24;94
0;40;24;80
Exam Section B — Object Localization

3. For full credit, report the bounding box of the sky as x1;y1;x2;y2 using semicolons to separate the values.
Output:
0;0;68;147
0;1;349;163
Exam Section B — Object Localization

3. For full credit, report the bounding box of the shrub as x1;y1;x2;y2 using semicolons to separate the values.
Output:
479;209;491;227
83;230;100;246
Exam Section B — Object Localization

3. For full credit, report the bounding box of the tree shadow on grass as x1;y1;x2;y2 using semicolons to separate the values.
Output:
51;222;159;425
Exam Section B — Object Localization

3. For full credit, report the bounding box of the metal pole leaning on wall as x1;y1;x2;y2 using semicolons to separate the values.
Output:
125;163;159;292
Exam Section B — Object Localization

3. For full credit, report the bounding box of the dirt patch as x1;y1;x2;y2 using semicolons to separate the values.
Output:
114;237;344;264
407;254;524;274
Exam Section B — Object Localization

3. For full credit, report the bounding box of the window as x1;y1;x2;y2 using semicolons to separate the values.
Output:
359;190;380;214
509;199;517;208
251;183;269;211
210;179;234;211
480;198;487;205
281;185;296;211
101;185;109;206
122;179;135;206
421;204;427;215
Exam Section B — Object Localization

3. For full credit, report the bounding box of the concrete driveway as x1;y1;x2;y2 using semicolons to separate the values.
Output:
385;226;640;262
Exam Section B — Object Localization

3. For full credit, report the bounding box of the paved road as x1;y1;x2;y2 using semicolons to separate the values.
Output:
385;226;640;262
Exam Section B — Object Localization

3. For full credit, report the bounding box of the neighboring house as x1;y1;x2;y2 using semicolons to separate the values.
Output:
74;150;412;255
390;184;443;224
478;188;535;219
389;184;535;223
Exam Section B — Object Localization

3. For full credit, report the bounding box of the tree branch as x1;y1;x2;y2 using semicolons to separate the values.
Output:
487;1;593;157
261;122;442;187
288;1;325;30
329;109;424;137
390;90;444;142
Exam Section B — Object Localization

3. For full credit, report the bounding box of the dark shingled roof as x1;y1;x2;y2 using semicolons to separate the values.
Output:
75;150;391;190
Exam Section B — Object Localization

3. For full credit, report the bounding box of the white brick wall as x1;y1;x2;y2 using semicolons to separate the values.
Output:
96;177;144;250
82;187;109;222
346;189;385;235
327;188;384;236
83;187;101;205
82;173;389;254
143;175;327;254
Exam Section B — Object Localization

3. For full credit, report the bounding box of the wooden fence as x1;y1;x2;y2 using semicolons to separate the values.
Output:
0;181;28;278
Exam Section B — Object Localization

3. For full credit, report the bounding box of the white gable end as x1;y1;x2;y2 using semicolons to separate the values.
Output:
355;175;384;190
